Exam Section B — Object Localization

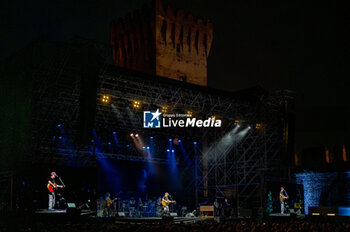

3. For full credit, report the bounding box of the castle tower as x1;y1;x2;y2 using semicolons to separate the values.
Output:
110;0;213;86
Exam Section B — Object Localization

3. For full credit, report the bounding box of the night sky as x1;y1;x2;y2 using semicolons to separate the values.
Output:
0;0;344;153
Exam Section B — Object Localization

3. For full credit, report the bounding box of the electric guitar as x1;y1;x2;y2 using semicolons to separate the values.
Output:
279;191;289;202
47;183;64;192
106;197;118;207
162;199;176;206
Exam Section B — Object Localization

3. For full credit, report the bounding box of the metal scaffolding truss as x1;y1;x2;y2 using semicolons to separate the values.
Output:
34;147;168;167
0;170;11;210
94;63;290;216
194;98;291;217
29;42;82;151
94;65;261;141
12;40;291;215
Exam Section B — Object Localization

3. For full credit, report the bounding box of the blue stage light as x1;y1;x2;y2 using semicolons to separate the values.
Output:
113;131;116;134
147;147;150;150
167;149;170;152
91;139;94;143
193;142;197;145
171;149;175;153
142;146;145;150
108;142;111;145
178;139;181;143
57;124;61;128
169;139;172;141
58;136;62;140
150;136;153;139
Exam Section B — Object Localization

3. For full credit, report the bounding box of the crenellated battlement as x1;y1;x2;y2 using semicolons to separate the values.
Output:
155;0;213;58
110;0;213;86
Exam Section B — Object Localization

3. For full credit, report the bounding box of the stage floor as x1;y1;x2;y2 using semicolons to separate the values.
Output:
269;213;305;218
35;209;94;216
34;209;213;223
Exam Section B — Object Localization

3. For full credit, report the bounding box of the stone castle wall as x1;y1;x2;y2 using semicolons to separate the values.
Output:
110;0;213;86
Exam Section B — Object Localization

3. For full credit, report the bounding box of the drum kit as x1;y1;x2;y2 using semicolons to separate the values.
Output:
118;199;158;217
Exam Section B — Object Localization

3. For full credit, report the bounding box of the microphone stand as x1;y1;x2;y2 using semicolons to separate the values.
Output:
57;176;66;188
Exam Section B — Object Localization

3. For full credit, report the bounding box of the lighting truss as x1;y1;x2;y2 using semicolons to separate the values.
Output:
13;40;294;215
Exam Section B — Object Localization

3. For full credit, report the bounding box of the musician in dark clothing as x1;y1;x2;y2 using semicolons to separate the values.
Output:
223;198;232;218
156;197;163;216
214;198;221;216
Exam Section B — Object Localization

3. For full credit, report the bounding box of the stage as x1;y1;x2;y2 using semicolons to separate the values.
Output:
33;209;213;224
35;209;95;216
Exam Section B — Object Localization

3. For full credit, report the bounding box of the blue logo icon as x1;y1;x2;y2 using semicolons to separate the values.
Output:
143;109;161;128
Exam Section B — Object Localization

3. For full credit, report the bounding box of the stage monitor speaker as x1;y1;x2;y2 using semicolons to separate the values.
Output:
170;212;178;217
117;212;125;217
185;213;195;218
67;203;76;208
67;203;81;216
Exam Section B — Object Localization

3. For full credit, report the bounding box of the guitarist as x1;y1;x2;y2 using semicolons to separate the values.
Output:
279;187;288;214
104;193;118;216
47;172;63;210
162;192;175;216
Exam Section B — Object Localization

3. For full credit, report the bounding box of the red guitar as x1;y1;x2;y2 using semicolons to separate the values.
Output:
47;183;64;192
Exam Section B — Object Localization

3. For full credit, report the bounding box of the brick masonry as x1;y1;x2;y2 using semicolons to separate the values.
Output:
110;0;213;86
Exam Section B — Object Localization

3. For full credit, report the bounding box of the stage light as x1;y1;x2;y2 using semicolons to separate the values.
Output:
171;149;174;153
130;133;134;137
132;100;141;109
91;140;94;143
108;142;111;145
142;146;145;150
234;120;240;126
248;126;251;129
58;136;62;140
193;142;197;145
186;110;193;117
161;106;168;113
255;123;262;129
211;115;216;120
178;139;181;143
167;149;170;152
113;131;116;134
101;95;110;104
57;124;61;128
135;134;139;137
150;136;153;139
169;139;172;141
147;147;150;150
